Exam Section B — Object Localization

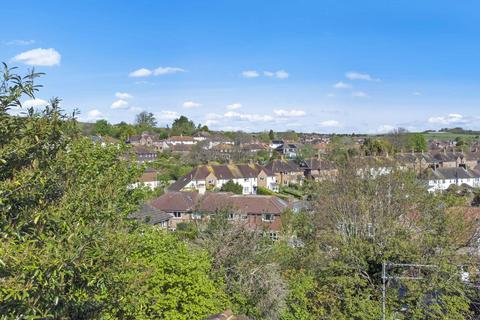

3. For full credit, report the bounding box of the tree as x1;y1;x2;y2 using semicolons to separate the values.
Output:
0;64;226;319
171;115;196;136
269;129;275;140
220;180;243;194
135;111;157;128
407;133;427;152
279;165;474;319
93;119;112;136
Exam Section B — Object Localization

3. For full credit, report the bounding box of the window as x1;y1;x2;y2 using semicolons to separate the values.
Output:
269;232;279;241
262;213;274;222
227;213;235;220
243;187;249;194
173;212;182;218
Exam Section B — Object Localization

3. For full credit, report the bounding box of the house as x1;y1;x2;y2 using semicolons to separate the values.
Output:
264;159;304;186
241;143;267;153
168;163;277;194
169;143;194;154
129;203;173;229
129;168;160;190
128;132;164;150
275;143;298;159
424;167;480;192
193;131;210;142
269;140;284;150
300;157;337;180
206;135;234;149
150;192;201;228
167;135;196;145
150;191;289;237
132;146;158;163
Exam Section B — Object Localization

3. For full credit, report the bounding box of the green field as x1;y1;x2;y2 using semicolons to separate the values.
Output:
422;132;480;142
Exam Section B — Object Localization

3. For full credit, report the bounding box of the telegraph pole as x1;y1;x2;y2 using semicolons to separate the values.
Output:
382;261;386;320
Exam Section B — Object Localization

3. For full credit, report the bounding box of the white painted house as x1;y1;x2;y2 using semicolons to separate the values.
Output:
168;164;277;195
425;167;480;192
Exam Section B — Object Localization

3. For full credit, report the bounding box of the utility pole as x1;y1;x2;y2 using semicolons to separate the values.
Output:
381;262;437;320
382;261;386;320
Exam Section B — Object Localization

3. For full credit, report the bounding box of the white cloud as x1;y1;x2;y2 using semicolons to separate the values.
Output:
413;91;422;96
377;124;395;133
275;70;289;79
129;67;185;77
156;110;179;121
115;92;133;99
226;103;242;110
79;109;104;122
153;67;185;75
129;68;152;77
242;70;260;78
352;91;368;98
345;71;379;81
23;98;48;108
182;101;201;108
333;81;351;89
273;109;306;117
264;70;289;79
13;48;61;66
319;120;340;127
111;99;129;109
428;113;467;125
326;93;336;97
4;39;35;46
224;111;274;122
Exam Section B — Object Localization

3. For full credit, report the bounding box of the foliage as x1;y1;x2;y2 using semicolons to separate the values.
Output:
171;115;196;136
197;214;286;319
0;65;226;319
135;111;157;128
220;180;243;194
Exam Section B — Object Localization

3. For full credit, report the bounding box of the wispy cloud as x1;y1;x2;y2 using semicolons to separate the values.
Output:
319;120;341;127
377;124;395;133
273;109;306;117
226;103;242;110
333;81;351;89
115;92;133;99
243;70;289;79
241;70;260;78
156;110;179;121
413;91;422;96
264;70;289;79
183;101;201;108
129;66;185;77
352;91;368;98
428;113;468;125
4;39;35;46
13;48;61;66
345;71;379;81
79;109;104;122
153;67;185;75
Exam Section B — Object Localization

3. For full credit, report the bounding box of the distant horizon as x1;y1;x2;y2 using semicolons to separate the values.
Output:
2;1;480;133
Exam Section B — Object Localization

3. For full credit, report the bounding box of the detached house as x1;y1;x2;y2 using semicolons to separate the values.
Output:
168;164;277;194
275;143;298;159
167;135;196;145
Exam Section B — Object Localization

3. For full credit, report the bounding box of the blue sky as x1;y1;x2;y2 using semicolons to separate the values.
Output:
1;0;480;133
